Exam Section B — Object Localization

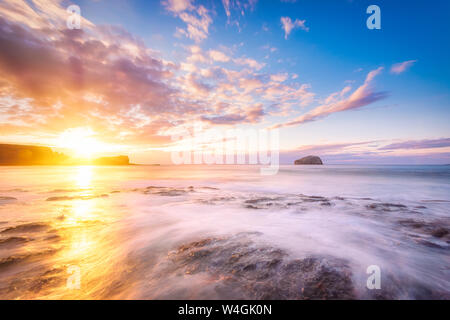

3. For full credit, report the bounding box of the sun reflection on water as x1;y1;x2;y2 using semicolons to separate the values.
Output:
0;166;131;299
75;166;93;189
52;165;115;298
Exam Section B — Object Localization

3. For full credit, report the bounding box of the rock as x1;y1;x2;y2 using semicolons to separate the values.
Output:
92;155;130;165
431;228;449;238
0;144;68;165
162;233;356;299
294;155;323;165
0;222;50;234
0;196;17;201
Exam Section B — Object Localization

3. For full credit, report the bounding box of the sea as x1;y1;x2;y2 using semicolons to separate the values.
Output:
0;165;448;299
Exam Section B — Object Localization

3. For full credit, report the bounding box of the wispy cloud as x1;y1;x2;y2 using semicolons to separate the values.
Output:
280;16;309;39
163;0;194;13
271;67;388;129
201;104;264;125
380;138;450;150
164;0;212;42
233;57;265;70
222;0;258;28
280;139;450;164
390;60;417;74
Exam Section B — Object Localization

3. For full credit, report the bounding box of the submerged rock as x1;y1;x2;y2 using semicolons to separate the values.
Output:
164;233;356;299
143;186;194;197
0;196;18;205
0;222;49;234
366;203;407;212
0;236;31;247
46;194;109;201
294;155;323;165
159;232;449;299
0;196;17;201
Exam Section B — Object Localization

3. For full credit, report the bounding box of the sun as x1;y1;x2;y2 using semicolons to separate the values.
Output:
57;127;104;159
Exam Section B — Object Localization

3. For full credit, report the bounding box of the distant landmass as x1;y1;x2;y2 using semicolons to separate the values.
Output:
92;156;130;166
294;155;323;165
0;144;130;166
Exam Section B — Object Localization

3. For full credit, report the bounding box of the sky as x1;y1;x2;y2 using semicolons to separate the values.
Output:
0;0;449;164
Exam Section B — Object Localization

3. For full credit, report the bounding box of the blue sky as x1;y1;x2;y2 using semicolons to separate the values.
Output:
0;0;449;163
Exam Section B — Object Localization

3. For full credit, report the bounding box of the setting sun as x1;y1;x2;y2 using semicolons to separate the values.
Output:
57;127;104;159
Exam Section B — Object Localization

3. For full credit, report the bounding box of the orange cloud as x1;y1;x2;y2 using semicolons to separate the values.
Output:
0;0;314;148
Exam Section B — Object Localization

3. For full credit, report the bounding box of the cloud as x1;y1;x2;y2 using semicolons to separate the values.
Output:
222;0;258;28
0;2;190;146
271;67;388;129
390;60;417;74
163;0;194;13
201;104;264;125
280;16;309;39
279;139;450;164
233;57;265;70
164;0;212;42
270;73;288;82
380;138;450;150
208;50;231;62
296;141;376;154
0;0;317;150
279;141;378;163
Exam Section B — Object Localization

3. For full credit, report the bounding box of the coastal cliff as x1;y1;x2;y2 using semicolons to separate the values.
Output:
0;144;68;165
0;144;130;165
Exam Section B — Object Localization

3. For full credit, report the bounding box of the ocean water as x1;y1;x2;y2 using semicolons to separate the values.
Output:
0;165;448;299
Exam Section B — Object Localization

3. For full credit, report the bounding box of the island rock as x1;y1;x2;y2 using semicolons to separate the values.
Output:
294;155;323;165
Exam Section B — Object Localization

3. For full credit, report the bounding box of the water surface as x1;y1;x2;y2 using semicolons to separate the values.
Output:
0;165;448;299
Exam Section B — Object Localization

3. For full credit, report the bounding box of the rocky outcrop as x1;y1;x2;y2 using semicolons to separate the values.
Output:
162;232;356;299
294;155;323;165
0;144;131;165
0;144;68;165
92;155;130;165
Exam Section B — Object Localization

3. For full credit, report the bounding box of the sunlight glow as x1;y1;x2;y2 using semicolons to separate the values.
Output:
57;127;105;159
75;165;93;188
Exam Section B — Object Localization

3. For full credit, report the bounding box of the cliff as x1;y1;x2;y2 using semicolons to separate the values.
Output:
0;144;68;165
0;144;130;165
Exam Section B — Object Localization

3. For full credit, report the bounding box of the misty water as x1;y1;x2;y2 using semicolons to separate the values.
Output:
0;165;448;299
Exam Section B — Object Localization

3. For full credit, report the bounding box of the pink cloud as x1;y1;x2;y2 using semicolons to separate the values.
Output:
201;104;265;125
208;49;230;62
380;138;450;150
390;60;417;74
233;57;266;70
163;0;194;13
0;0;315;146
164;0;212;43
271;67;388;129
